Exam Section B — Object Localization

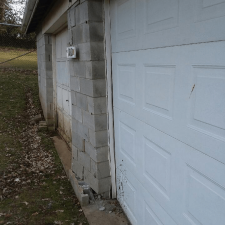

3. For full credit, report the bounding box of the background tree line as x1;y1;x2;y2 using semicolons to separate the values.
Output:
0;0;36;49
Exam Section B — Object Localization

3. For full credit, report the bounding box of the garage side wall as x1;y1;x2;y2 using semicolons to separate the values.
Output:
68;0;111;195
36;31;54;128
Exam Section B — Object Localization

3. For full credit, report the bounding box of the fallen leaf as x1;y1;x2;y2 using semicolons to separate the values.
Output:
55;210;64;213
22;201;29;205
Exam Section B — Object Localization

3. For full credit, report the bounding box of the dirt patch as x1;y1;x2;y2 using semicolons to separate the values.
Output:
0;70;88;225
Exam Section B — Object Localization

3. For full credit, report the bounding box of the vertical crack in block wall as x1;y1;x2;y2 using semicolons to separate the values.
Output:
68;0;111;196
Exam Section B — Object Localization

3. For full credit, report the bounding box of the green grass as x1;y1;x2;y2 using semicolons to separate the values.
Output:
0;70;88;225
0;48;37;70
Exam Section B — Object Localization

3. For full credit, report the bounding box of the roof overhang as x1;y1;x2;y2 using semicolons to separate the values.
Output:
22;0;55;34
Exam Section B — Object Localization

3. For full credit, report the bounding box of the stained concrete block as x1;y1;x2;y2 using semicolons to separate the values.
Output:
72;105;82;123
69;170;89;206
71;91;76;106
75;2;88;25
85;142;109;162
68;6;76;28
68;29;73;46
87;96;106;114
72;119;89;140
84;168;111;194
89;129;108;148
72;145;78;161
80;79;106;97
72;23;88;44
78;151;91;172
76;92;88;110
76;1;103;25
78;42;104;61
44;34;52;45
72;131;85;151
72;160;84;180
71;76;80;92
86;61;105;80
91;160;110;179
72;22;103;45
83;111;107;131
89;22;104;42
74;61;86;77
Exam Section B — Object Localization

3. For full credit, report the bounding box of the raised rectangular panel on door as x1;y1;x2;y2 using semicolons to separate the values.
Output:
178;42;225;164
190;0;225;43
112;53;138;115
110;0;139;52
143;65;175;120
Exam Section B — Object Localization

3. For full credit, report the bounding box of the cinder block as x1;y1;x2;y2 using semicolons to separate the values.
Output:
71;91;76;106
72;105;82;123
68;6;76;28
83;111;107;131
86;61;105;79
80;79;106;97
89;42;104;61
91;159;110;179
72;24;84;45
75;2;88;25
44;34;52;45
84;168;111;194
71;76;80;92
68;29;73;46
85;141;109;162
76;1;102;25
72;160;84;179
72;22;103;44
45;61;52;71
89;22;104;42
72;119;89;140
88;1;103;22
78;42;104;61
72;131;85;151
69;61;87;78
89;129;108;147
87;96;106;114
46;71;52;79
72;145;78;161
78;151;91;172
69;170;89;206
76;92;88;110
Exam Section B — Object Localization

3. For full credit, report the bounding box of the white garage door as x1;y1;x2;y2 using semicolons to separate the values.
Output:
56;28;72;144
110;1;225;224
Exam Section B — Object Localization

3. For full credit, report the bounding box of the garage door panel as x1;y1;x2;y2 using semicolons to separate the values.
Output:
188;66;225;141
115;109;225;224
111;0;225;223
143;65;176;120
114;109;178;211
110;0;225;52
183;165;225;225
113;44;225;163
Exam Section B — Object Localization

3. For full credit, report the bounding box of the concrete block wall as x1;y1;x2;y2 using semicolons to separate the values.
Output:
68;0;111;196
36;31;54;128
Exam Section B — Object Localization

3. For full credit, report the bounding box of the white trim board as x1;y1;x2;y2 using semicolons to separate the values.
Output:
104;0;117;199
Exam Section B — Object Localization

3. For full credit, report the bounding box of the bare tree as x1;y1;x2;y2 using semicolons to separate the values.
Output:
0;0;7;22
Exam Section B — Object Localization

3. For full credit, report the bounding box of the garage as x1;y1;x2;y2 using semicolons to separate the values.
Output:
55;28;72;144
110;0;225;224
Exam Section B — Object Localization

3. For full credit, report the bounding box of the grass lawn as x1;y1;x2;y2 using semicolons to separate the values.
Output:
0;69;88;225
0;48;37;70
